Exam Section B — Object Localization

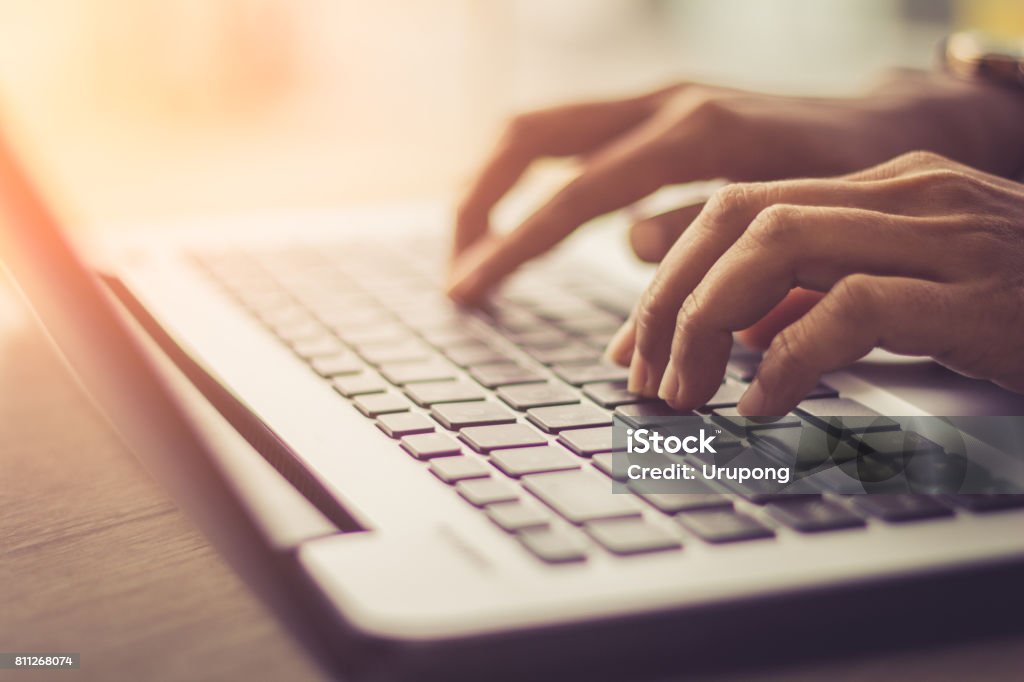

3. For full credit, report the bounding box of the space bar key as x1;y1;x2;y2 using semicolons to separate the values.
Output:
523;471;642;525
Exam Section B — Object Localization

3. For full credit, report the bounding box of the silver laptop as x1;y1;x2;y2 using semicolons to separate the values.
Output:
4;126;1024;681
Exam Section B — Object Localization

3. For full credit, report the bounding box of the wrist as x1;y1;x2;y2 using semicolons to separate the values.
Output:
872;72;1024;177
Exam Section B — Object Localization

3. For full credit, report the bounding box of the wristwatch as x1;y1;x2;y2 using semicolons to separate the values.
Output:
942;31;1024;90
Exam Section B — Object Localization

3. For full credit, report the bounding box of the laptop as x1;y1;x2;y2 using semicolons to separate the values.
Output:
3;123;1024;681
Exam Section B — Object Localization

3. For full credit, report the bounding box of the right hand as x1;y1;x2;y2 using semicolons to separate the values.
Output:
447;71;1024;305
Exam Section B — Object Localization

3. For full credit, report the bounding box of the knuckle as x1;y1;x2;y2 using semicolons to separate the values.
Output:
893;149;950;171
674;292;707;337
745;203;802;249
932;173;985;207
703;182;764;223
677;90;750;131
886;166;989;210
830;274;881;322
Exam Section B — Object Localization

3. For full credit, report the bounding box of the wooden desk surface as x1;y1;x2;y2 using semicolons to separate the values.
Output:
2;285;1023;682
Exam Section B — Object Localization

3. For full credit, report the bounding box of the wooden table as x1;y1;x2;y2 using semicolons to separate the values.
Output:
2;283;1023;682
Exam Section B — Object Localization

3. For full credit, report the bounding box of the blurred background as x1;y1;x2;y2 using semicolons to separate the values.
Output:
0;0;1022;234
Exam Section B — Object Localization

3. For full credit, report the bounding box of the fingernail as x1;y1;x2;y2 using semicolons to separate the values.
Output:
658;369;681;406
628;355;649;395
737;380;767;416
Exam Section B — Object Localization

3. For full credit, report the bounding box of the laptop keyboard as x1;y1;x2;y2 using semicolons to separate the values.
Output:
190;240;1024;564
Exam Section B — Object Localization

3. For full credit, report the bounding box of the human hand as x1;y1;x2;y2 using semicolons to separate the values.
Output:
605;151;1024;416
448;71;1024;304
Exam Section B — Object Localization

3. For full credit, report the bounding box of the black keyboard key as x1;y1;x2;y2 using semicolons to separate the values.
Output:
375;412;435;438
252;302;306;325
527;404;611;433
578;330;615;350
378;360;456;385
470;363;545;388
456;478;519;506
637;490;733;514
796;398;900;434
557;426;617;456
712;408;802;435
592;453;626;481
766;498;866;533
429;456;492;483
431;401;517;430
490;308;545;333
585;518;681;555
334;324;410;346
496;383;579;410
559;313;622;335
443;343;510;367
749;418;861;477
523;470;641;524
490;445;581;477
552;361;629;386
582;381;651;408
614;401;697;428
404;381;486;407
309;352;364;377
676;509;774;543
400;432;462;460
694;447;820;503
486;502;551;532
517;527;588;563
291;335;348;360
850;495;953;523
359;341;433;366
945;494;1024;513
805;383;840;399
509;328;569;348
531;300;595;322
332;372;388;397
850;430;942;457
701;382;747;409
526;343;602;366
272;320;328;344
459;423;548;453
419;328;481;347
353;392;412;418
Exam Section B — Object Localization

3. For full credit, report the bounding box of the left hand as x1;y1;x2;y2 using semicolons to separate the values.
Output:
605;150;1024;416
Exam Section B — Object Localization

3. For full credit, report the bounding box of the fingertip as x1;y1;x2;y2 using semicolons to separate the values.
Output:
604;321;636;366
736;380;767;416
445;269;484;305
629;220;666;263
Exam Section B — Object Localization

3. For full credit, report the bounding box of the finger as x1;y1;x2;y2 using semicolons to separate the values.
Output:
628;203;705;262
449;85;751;303
605;315;636;366
625;167;974;398
453;87;679;258
735;288;823;350
738;275;956;415
627;181;840;396
657;206;962;410
447;134;671;304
